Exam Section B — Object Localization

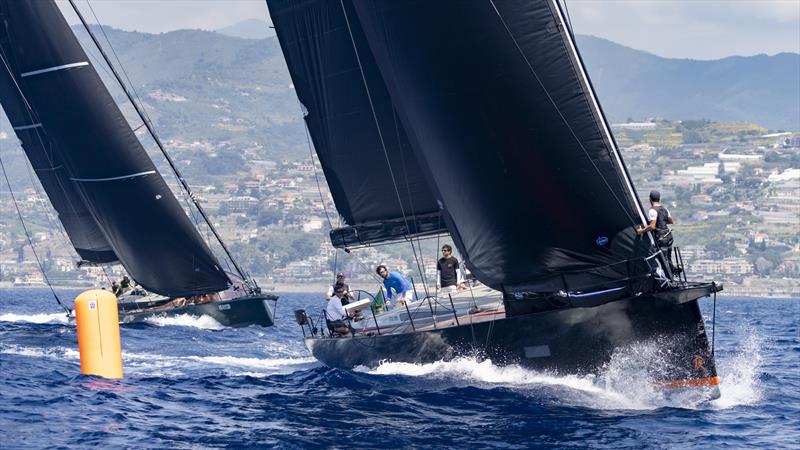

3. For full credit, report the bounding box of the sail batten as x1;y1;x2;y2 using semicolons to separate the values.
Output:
267;0;445;246
0;0;231;297
20;62;89;78
70;171;156;183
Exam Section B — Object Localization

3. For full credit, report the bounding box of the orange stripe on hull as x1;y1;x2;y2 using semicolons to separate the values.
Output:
661;376;721;389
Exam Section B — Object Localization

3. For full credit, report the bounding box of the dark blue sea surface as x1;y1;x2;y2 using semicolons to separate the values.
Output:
1;289;798;448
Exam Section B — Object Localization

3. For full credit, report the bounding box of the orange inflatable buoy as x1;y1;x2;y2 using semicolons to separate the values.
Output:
74;289;123;379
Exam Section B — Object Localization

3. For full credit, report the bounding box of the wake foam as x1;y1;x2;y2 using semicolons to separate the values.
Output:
144;313;225;330
120;350;317;378
0;344;78;360
0;312;69;324
359;333;764;410
712;331;763;409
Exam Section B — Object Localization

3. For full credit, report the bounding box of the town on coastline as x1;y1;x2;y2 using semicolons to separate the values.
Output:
0;120;798;298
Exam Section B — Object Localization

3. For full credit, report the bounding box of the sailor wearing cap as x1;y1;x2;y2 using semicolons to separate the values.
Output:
325;272;354;304
325;285;352;335
636;190;677;271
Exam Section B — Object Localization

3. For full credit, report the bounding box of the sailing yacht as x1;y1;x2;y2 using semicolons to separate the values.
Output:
0;0;275;327
269;0;722;394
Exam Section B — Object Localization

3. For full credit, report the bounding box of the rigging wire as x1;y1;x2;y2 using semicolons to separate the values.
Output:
68;0;252;287
0;44;114;290
560;0;574;32
339;0;428;293
20;153;73;259
488;0;638;227
389;108;431;297
302;102;381;285
81;0;209;241
0;143;70;316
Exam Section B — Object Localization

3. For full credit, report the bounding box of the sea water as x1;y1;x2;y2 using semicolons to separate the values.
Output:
1;288;798;448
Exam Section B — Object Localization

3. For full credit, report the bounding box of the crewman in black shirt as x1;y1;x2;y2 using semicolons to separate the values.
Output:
436;244;465;294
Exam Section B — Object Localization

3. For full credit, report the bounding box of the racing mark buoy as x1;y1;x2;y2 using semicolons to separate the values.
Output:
74;289;123;379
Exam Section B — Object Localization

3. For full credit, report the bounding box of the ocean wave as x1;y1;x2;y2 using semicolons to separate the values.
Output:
0;312;69;324
356;333;764;411
144;313;226;330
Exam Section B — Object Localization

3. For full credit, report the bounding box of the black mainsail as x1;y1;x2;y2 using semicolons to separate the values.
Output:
267;0;445;248
0;64;117;264
351;0;656;294
0;1;230;297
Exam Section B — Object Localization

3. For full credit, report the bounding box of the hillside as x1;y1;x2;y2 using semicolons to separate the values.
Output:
577;35;800;131
0;25;796;166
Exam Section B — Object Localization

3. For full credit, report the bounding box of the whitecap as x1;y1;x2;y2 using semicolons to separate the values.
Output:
144;313;225;330
712;331;763;409
0;312;69;324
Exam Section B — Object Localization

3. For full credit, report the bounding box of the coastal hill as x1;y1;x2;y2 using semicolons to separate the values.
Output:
576;35;799;132
37;23;796;162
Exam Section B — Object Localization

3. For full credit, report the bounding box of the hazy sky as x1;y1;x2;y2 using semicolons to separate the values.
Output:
58;0;799;60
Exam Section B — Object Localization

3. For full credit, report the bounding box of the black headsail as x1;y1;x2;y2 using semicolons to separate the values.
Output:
351;0;657;295
0;1;230;297
267;0;444;248
0;62;117;264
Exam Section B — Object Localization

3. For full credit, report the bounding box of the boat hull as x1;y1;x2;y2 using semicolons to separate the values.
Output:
306;290;718;388
119;294;277;328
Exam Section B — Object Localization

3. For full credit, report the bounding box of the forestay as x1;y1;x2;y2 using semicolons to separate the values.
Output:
0;1;230;297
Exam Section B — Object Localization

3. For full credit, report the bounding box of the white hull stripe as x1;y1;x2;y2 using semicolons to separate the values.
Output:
21;62;89;78
13;123;42;130
71;170;156;182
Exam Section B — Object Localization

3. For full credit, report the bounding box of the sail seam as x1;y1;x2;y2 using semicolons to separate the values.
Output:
20;61;89;77
70;170;155;182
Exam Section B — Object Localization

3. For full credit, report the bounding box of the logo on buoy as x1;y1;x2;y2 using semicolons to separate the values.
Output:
88;301;96;310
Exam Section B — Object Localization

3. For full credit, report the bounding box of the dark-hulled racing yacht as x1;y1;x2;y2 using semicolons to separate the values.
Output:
0;0;275;327
270;0;722;395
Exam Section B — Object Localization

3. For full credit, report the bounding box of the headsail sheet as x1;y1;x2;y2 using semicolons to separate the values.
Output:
0;64;117;264
0;1;230;297
353;0;653;292
267;0;444;247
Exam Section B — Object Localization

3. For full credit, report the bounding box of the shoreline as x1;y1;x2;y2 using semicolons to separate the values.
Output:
0;282;797;299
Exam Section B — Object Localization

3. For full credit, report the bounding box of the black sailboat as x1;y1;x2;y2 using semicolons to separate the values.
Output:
270;0;722;392
0;0;275;327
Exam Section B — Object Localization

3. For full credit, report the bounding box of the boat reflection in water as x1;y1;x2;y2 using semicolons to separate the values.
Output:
269;0;722;397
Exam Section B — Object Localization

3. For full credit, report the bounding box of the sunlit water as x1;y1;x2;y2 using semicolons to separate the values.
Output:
1;288;798;448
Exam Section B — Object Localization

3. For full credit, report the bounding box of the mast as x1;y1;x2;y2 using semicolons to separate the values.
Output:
67;0;251;287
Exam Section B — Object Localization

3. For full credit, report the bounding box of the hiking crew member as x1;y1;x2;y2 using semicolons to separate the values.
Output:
637;190;677;273
436;244;465;293
376;265;412;305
